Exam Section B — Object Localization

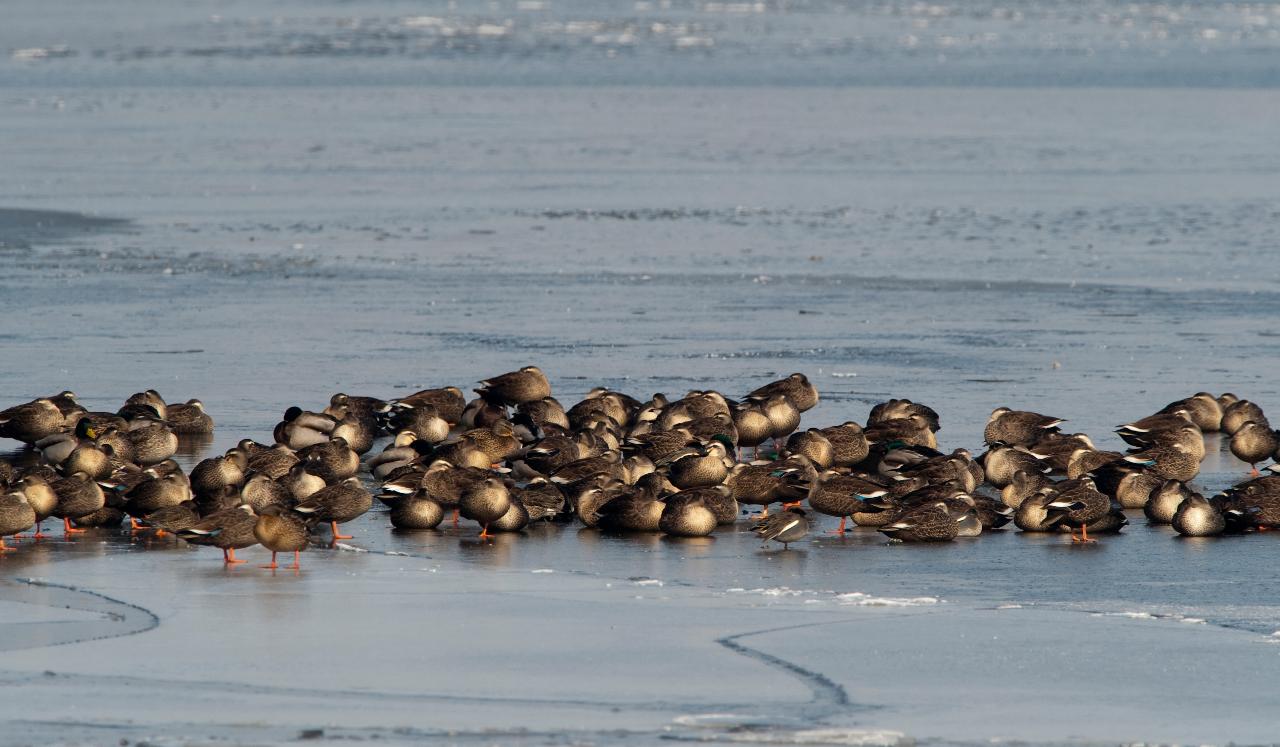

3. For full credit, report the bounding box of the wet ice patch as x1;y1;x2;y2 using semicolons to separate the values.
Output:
531;568;554;574
726;587;939;607
630;577;664;587
332;543;368;553
836;592;938;607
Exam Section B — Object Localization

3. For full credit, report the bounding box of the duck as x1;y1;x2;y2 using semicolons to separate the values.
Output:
35;418;98;465
191;449;249;498
819;422;870;468
330;411;376;455
666;440;732;490
1221;399;1267;435
142;501;200;536
476;366;551;406
518;397;571;433
12;475;58;538
239;473;292;512
273;407;339;449
126;418;179;465
596;490;665;532
490;499;530;533
1001;470;1053;509
746;373;819;413
512;479;566;522
984;407;1063;447
62;441;115;480
1052;477;1111;542
325;393;388;434
166;399;214;434
1113;470;1164;509
753;506;810;549
0;398;66;444
50;472;106;535
624;428;698;464
385;386;467;425
668;485;736;525
1066;448;1123;479
293;477;372;542
784;429;835;469
459;476;512;538
461;421;523;463
1014;491;1078;532
279;461;326;503
659;495;717;537
864;414;937;449
0;492;36;551
1171;494;1225;537
1123;442;1199;482
297;437;360;482
725;462;787;515
868;399;941;433
1229;421;1278;475
1028;432;1094;473
807;470;891;533
389;491;446;530
760;394;802;452
731;401;773;458
879;501;968;542
177;504;259;564
385;403;451;444
367;431;428;480
1160;393;1224;432
246;443;299;480
980;444;1049;488
253;504;310;569
119;390;168;420
123;471;193;528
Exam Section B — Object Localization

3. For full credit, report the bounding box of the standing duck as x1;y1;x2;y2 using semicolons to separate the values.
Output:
178;504;259;564
820;422;870;468
12;476;57;538
1229;421;1278;475
807;470;891;533
293;477;372;542
1052;477;1110;543
753;506;810;549
459;476;512;538
50;472;106;535
253;504;309;569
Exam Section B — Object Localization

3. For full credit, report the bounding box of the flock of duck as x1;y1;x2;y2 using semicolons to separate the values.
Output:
1;369;1279;570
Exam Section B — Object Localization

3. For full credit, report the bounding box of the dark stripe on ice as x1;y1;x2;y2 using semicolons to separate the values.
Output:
0;577;159;651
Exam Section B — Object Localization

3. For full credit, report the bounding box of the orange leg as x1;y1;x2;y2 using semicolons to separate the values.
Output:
478;523;493;539
452;509;460;527
223;548;247;565
1251;466;1261;477
330;521;352;541
0;537;14;553
829;516;848;535
154;529;167;538
64;518;87;535
287;550;301;570
261;551;279;569
782;501;802;509
32;522;48;539
758;507;769;519
129;518;146;531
